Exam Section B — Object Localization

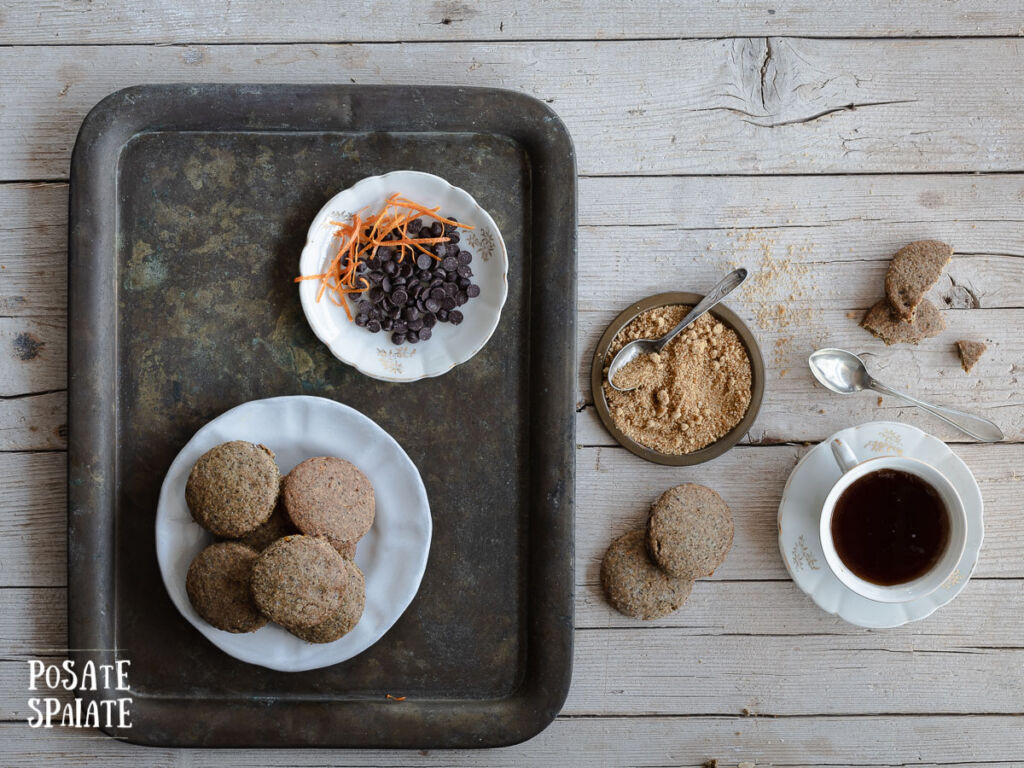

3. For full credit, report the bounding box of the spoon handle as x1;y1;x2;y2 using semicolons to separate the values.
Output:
653;268;748;353
869;379;1004;442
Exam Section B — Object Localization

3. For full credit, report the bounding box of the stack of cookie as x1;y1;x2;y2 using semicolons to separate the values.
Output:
601;484;733;620
183;441;373;643
860;240;952;345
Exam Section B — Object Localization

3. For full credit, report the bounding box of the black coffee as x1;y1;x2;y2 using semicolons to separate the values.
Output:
831;468;950;586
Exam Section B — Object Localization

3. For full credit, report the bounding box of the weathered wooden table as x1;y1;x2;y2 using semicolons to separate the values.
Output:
2;2;1023;765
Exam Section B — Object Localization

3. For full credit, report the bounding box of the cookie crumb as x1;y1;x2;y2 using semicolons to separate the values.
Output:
955;340;987;373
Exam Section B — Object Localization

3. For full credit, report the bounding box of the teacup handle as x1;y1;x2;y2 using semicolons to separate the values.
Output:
830;439;859;473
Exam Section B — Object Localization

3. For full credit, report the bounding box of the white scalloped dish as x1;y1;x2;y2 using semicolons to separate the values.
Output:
155;396;432;672
297;170;509;382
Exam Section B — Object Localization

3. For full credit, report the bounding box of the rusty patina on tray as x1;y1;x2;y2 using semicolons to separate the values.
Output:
68;84;576;748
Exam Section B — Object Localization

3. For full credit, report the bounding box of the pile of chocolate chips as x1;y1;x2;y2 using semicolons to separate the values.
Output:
351;218;480;345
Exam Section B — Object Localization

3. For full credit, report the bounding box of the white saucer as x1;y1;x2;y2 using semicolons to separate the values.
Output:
298;170;509;382
155;396;432;671
778;421;983;628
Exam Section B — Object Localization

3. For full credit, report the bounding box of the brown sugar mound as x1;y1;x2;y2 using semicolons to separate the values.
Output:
603;306;752;455
861;298;946;345
885;240;952;321
955;340;987;373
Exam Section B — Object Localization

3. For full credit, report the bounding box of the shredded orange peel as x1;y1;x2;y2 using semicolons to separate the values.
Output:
295;194;474;320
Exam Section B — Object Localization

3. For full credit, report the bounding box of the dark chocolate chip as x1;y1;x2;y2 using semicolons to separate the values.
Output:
430;287;446;301
407;331;420;343
382;317;394;332
443;282;458;296
392;320;408;334
441;296;457;311
422;312;437;328
408;318;424;332
466;284;481;298
418;326;432;341
424;298;440;313
449;309;464;325
368;286;385;303
391;332;406;345
416;253;433;270
382;260;397;275
456;291;468;306
404;306;420;321
391;289;409;306
458;250;472;265
437;309;449;322
457;265;472;279
441;256;458;271
354;313;368;327
366;319;382;333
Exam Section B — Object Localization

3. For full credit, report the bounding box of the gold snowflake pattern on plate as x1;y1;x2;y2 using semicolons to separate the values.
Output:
466;228;496;262
864;428;903;455
790;534;820;572
376;347;417;375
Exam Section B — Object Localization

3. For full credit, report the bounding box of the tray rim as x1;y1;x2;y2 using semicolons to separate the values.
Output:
67;83;577;749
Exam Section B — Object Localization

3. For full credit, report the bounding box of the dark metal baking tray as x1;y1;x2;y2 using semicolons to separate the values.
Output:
68;84;576;748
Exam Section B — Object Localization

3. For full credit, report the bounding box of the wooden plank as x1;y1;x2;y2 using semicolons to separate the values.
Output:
6;39;1024;179
564;634;1024;716
2;442;1020;588
0;588;65;656
0;183;67;317
0;715;1021;766
0;318;66;397
4;0;1024;43
0;392;66;451
0;453;66;587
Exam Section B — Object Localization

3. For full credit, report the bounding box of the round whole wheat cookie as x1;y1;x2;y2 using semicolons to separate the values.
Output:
646;483;734;579
250;535;346;629
185;440;280;538
236;502;297;552
286;558;366;643
601;528;694;620
282;457;375;549
185;541;268;633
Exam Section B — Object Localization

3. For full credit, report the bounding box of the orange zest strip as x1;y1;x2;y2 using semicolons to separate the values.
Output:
296;195;473;318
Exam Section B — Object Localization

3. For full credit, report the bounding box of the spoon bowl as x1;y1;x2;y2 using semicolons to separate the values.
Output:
808;348;873;394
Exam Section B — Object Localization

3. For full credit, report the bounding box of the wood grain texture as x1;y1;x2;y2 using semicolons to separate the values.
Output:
5;0;1024;43
0;453;66;587
6;39;1024;179
0;183;66;317
2;8;1023;764
0;715;1022;767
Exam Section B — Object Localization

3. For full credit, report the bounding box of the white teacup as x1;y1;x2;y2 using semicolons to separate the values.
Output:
819;439;968;603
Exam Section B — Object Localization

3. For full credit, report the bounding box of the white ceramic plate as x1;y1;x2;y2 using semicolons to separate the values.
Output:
155;396;431;671
778;421;983;628
298;170;509;382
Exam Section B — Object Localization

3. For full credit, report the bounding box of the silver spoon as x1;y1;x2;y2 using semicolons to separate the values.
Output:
607;268;748;392
808;348;1003;442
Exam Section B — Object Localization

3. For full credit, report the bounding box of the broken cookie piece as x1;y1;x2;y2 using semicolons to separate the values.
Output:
955;339;987;373
884;240;953;322
861;298;946;345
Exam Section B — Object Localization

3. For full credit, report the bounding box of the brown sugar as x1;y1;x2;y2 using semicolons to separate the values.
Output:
603;306;752;454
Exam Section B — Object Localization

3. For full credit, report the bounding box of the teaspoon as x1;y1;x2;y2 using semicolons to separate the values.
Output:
808;348;1003;442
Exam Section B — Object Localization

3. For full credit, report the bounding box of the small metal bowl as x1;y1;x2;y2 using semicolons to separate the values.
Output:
590;292;766;466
